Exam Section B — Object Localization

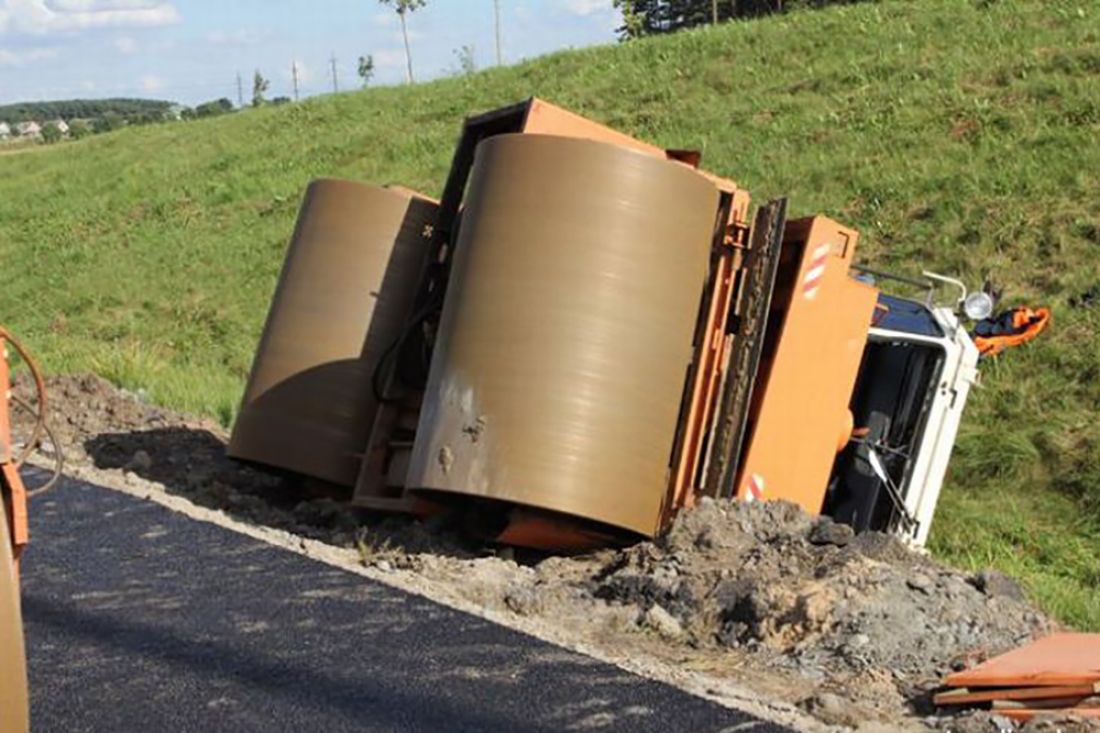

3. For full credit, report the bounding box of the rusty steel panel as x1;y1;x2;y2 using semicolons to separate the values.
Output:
230;180;437;486
0;504;28;733
704;198;787;499
406;133;719;535
946;634;1100;688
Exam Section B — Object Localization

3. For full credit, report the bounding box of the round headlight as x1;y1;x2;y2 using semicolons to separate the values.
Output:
963;291;994;321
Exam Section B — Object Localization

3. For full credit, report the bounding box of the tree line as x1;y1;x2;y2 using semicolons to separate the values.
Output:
0;98;174;125
612;0;866;38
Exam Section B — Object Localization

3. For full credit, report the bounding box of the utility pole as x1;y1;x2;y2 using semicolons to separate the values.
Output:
329;53;339;93
712;0;719;24
236;71;244;107
494;0;502;66
292;60;300;101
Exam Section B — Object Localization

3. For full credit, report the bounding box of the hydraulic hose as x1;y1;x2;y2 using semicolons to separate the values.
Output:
0;326;62;497
0;326;47;468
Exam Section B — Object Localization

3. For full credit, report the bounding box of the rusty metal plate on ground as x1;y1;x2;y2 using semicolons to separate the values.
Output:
946;634;1100;688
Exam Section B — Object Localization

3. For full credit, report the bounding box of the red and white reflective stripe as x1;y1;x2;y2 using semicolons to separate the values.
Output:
745;473;766;503
802;244;831;300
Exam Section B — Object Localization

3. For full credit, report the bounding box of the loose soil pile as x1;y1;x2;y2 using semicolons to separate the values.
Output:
15;374;1097;732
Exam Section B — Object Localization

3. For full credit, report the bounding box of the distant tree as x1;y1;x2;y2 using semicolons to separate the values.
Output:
454;45;477;76
252;70;270;107
379;0;427;84
93;112;125;133
358;54;375;87
69;119;92;139
40;122;63;144
271;96;292;105
195;98;234;118
129;110;163;126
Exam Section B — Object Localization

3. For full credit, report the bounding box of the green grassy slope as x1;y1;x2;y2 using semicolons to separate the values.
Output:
1;0;1098;626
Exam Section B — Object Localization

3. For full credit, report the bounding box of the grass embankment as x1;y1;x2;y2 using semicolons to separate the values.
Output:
0;0;1097;627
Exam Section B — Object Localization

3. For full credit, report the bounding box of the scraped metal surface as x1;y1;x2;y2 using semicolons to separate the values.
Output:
704;199;787;499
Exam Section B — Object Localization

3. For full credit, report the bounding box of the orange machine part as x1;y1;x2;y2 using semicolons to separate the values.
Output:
0;337;28;571
733;217;877;513
522;98;748;215
946;634;1100;689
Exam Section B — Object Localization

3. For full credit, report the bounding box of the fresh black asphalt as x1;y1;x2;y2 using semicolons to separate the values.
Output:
20;477;792;732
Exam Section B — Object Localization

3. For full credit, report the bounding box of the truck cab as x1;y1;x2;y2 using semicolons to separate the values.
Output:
827;287;980;546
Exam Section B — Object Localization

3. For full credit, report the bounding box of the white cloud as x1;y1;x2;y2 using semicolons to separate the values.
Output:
0;45;58;65
0;0;180;35
560;0;611;16
139;73;163;92
112;34;136;53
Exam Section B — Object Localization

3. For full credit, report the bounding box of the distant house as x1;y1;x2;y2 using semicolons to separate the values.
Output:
15;121;41;138
0;122;10;140
165;104;187;120
46;119;70;136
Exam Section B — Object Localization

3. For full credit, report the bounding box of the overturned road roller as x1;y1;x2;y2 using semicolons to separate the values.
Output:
230;98;981;550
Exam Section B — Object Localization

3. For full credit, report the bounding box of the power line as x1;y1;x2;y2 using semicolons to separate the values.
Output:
494;0;503;66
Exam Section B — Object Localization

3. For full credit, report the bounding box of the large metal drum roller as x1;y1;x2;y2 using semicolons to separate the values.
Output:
407;134;719;535
230;180;437;486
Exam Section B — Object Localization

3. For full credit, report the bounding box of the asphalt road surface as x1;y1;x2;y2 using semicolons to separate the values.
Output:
21;478;792;733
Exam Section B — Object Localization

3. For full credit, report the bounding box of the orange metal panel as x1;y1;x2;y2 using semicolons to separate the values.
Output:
934;683;1100;707
667;215;746;516
0;338;27;568
523;98;744;200
523;99;665;158
946;634;1100;689
733;217;877;514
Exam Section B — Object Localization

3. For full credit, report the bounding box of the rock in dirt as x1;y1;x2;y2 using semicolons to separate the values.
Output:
809;516;854;547
971;569;1027;602
641;604;684;640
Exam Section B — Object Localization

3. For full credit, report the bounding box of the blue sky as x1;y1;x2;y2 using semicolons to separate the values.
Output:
0;0;620;105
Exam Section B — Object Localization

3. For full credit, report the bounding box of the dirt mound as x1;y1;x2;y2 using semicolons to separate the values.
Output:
18;373;1080;731
598;499;1048;688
